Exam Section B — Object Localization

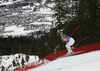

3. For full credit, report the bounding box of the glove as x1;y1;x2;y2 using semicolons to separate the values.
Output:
61;37;64;42
71;46;74;49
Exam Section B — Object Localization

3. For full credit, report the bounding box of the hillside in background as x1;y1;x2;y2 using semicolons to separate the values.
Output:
0;0;54;70
0;0;54;38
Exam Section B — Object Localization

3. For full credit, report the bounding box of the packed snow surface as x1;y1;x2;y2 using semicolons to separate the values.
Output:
28;50;100;71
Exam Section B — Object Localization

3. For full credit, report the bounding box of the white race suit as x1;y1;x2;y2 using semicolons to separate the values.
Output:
65;37;75;50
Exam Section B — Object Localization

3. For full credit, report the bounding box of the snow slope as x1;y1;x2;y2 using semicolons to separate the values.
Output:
28;50;100;71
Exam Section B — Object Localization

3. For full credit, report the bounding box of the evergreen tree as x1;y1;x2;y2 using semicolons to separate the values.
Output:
0;36;48;58
13;60;17;67
96;0;100;42
26;54;29;62
47;28;63;54
18;43;22;53
1;66;4;71
53;0;74;29
28;43;33;55
74;0;100;45
21;57;25;67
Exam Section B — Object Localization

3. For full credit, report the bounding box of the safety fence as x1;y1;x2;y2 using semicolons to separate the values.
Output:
15;42;100;71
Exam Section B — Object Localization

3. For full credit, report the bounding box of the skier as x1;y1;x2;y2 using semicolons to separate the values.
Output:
61;35;75;55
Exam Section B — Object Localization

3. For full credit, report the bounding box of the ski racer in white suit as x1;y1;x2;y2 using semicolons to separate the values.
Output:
61;36;75;55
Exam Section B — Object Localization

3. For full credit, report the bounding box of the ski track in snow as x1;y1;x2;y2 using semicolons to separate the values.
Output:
51;58;100;71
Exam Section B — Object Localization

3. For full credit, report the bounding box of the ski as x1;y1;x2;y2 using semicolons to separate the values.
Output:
57;51;84;59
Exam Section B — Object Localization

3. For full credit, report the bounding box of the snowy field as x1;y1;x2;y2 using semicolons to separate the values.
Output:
28;50;100;71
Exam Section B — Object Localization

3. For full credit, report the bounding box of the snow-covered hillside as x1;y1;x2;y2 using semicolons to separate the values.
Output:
0;54;39;71
0;0;54;37
0;0;22;5
28;50;100;71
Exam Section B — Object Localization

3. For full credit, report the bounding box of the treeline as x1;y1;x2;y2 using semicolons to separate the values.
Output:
0;35;49;59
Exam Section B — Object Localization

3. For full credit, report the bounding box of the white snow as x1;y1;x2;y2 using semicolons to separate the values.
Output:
33;7;54;14
12;13;18;16
44;16;53;21
28;50;100;71
34;3;40;6
0;0;22;6
3;25;32;36
0;54;39;71
46;2;55;8
1;2;13;5
22;5;31;9
41;0;46;5
30;22;52;25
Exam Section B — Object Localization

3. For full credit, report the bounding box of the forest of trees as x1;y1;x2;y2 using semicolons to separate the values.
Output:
0;0;100;59
47;0;100;53
0;35;48;59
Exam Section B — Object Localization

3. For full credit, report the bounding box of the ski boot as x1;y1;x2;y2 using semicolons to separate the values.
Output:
66;49;74;55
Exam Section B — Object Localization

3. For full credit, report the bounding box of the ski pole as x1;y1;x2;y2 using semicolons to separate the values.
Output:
71;26;80;37
75;37;89;47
